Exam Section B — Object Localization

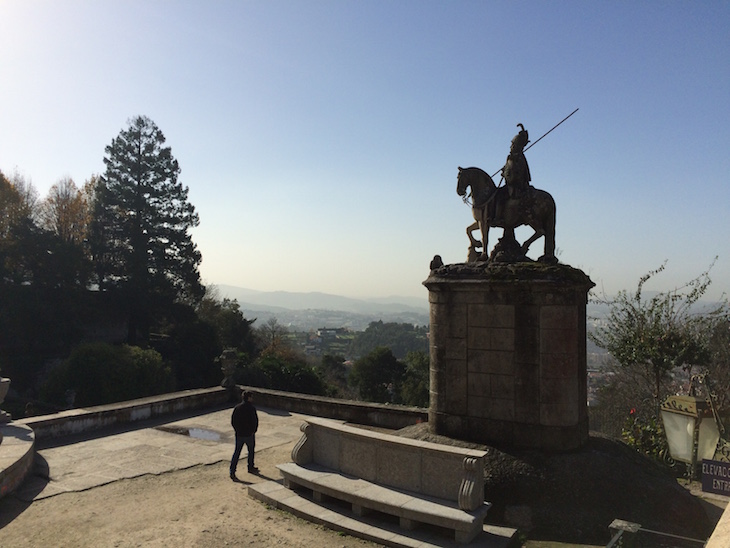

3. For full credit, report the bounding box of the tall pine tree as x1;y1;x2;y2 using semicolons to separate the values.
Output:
90;116;203;345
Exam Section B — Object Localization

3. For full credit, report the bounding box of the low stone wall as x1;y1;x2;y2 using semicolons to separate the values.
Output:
18;387;232;440
248;387;428;430
17;386;427;441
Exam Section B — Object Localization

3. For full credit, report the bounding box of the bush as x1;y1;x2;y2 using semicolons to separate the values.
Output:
622;409;676;471
42;342;174;407
234;352;327;396
258;355;326;395
316;354;353;399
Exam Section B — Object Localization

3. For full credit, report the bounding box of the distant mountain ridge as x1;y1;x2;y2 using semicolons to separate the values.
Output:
214;284;429;331
215;285;428;314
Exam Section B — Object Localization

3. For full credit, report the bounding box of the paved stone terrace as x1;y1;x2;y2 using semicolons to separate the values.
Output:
2;404;517;547
12;404;307;502
3;397;727;546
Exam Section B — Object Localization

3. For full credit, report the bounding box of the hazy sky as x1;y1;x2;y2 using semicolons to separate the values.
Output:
2;1;729;301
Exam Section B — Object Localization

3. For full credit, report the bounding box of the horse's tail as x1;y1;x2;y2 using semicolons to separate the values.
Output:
542;191;557;257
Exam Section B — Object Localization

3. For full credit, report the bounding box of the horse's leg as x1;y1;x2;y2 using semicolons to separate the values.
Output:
478;212;490;261
539;202;557;263
466;220;483;262
542;223;556;261
521;226;544;254
466;221;482;247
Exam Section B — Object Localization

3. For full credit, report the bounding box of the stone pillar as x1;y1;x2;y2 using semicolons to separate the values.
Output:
0;377;11;444
0;377;11;424
424;263;594;451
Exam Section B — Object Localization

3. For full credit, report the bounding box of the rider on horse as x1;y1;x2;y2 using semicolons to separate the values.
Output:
503;123;531;198
489;124;532;223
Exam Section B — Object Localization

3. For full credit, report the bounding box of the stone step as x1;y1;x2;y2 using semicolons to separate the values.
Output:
248;479;517;548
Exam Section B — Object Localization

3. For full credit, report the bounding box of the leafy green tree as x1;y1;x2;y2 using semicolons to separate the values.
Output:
196;293;257;359
348;321;428;359
228;317;329;395
399;350;430;407
156;314;221;389
705;319;730;416
317;354;351;398
90;116;203;345
349;346;405;403
590;262;728;403
14;224;90;289
256;354;326;395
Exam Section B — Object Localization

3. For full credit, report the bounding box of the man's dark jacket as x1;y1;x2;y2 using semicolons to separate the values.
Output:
231;401;258;437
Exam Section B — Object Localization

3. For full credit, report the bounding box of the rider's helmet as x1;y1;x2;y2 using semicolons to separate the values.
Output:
511;123;529;152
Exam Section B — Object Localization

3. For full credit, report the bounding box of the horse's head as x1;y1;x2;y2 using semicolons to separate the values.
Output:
456;166;469;197
456;167;496;207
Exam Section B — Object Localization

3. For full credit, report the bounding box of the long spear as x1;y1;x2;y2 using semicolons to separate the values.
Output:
490;107;579;178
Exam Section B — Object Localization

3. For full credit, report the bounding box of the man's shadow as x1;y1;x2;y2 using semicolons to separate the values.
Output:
231;469;274;485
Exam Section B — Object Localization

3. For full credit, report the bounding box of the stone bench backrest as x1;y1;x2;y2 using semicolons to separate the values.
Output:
291;417;486;508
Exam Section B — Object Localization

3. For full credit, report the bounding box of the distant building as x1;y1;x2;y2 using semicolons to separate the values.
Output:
316;327;350;339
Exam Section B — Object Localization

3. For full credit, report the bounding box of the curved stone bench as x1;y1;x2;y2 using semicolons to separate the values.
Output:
277;417;491;544
0;422;35;499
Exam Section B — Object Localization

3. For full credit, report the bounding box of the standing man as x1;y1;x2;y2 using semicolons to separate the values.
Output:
230;390;259;479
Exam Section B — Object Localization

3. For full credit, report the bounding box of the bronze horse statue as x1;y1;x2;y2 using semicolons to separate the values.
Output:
456;166;557;263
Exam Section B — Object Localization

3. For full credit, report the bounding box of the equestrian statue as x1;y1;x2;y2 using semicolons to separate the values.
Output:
456;123;557;264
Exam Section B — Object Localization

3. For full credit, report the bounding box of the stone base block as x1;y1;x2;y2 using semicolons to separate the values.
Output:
424;262;594;451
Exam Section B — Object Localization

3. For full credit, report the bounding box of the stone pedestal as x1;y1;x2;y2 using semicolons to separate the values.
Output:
424;263;594;451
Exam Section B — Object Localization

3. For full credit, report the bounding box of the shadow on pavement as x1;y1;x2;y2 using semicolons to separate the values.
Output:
0;453;51;526
261;407;292;417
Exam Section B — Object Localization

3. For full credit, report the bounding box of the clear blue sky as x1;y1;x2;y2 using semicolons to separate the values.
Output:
2;1;729;301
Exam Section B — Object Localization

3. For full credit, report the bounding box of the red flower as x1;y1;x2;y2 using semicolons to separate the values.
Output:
630;408;636;415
